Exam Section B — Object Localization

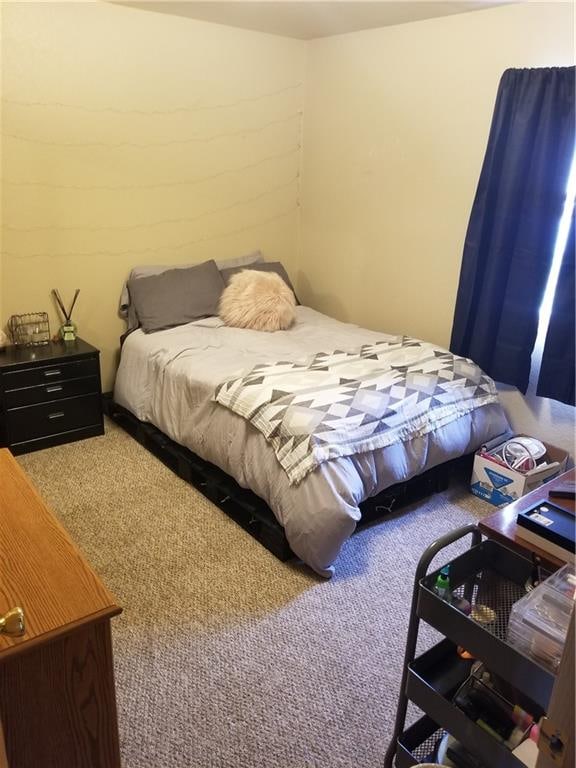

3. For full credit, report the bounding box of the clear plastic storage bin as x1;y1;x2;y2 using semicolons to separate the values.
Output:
507;562;575;672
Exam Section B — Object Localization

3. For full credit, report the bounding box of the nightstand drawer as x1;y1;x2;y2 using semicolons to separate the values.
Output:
7;394;102;444
4;376;99;408
3;358;99;391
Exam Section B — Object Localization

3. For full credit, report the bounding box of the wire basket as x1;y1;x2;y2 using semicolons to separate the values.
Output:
9;313;51;346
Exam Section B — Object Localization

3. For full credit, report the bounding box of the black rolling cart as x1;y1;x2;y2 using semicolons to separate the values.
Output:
384;525;556;768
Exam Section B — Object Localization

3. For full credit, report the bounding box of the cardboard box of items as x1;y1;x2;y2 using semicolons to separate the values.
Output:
471;434;568;506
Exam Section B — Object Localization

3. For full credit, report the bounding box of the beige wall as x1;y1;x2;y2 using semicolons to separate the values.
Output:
299;2;575;347
1;1;305;387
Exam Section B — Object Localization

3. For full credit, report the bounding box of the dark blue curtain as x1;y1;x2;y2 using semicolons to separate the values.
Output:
537;217;575;405
450;67;575;394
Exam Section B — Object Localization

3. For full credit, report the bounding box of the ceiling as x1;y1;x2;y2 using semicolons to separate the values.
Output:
114;1;512;40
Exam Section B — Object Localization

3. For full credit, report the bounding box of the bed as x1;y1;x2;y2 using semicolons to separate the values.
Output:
113;300;509;577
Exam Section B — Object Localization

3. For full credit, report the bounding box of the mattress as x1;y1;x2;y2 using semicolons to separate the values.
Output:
114;307;509;576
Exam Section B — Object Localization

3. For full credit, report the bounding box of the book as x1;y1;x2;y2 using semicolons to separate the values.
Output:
516;501;575;561
548;481;576;500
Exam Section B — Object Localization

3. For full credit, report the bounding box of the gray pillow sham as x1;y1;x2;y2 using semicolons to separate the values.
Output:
128;260;225;333
118;250;263;318
220;261;298;302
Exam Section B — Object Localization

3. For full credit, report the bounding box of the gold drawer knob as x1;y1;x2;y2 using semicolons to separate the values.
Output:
0;607;25;637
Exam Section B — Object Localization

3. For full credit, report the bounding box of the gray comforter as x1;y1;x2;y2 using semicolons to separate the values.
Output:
114;307;509;576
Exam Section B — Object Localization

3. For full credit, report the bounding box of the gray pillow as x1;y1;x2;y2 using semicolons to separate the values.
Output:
118;250;263;318
128;260;225;333
215;250;264;271
220;262;298;302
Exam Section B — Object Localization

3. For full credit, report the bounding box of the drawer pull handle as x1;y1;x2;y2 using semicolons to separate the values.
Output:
44;369;62;377
48;411;65;420
46;385;63;393
0;607;25;637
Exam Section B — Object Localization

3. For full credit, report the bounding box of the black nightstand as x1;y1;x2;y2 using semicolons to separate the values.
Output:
0;338;104;455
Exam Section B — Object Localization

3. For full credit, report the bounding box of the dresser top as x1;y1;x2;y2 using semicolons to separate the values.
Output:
0;338;99;370
0;449;121;659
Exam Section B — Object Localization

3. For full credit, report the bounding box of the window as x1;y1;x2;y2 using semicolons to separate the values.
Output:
529;149;576;393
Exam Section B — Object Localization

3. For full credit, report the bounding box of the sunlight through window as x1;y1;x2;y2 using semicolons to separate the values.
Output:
529;149;576;391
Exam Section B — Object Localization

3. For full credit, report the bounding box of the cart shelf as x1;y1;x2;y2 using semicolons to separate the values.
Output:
408;640;533;768
418;540;555;710
396;715;445;768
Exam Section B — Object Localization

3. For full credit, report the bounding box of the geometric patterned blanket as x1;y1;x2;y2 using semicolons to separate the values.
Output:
214;336;499;485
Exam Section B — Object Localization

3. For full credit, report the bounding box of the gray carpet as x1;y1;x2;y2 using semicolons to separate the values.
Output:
18;419;492;768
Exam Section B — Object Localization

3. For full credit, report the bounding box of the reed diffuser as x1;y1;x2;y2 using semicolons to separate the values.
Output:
52;289;80;341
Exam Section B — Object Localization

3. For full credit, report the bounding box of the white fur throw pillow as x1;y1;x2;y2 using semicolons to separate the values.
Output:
219;270;296;331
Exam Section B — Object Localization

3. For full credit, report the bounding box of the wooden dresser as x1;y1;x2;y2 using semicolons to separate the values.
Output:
479;467;575;571
0;449;122;767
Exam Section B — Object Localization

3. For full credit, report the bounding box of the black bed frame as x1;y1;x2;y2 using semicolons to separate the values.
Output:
104;395;474;563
